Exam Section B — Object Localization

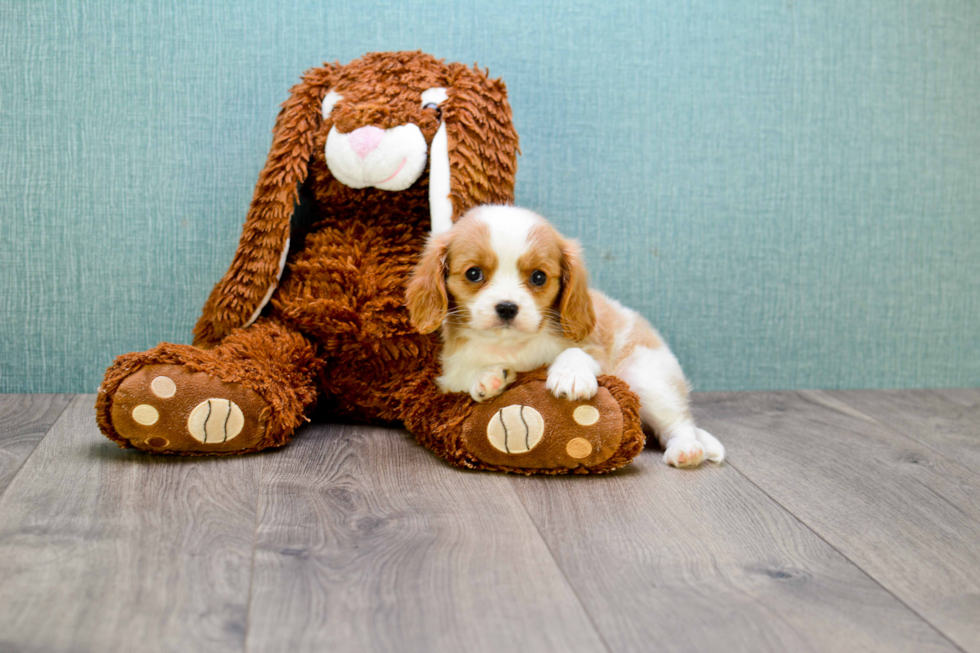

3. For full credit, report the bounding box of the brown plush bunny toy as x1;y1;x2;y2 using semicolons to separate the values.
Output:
96;51;644;474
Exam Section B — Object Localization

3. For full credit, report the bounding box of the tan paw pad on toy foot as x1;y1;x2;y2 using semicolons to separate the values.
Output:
109;364;269;453
486;405;545;453
461;380;624;471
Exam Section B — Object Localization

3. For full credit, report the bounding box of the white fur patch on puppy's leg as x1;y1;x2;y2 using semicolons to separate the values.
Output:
470;366;513;402
546;348;600;400
616;345;722;468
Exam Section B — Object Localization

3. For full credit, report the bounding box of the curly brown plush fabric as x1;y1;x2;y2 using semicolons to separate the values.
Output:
95;51;644;474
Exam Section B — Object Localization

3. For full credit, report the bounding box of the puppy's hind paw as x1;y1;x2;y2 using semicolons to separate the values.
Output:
470;367;513;403
663;439;706;468
697;428;725;463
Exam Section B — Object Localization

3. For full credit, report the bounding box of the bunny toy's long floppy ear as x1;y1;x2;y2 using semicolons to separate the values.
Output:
432;63;520;230
192;65;335;348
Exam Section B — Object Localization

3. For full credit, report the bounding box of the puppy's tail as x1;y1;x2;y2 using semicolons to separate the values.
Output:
696;428;725;463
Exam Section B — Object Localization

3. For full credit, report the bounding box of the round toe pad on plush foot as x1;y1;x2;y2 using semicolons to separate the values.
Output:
486;405;545;454
461;381;624;471
110;364;269;454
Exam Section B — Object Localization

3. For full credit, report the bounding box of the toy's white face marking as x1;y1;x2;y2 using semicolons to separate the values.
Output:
321;90;342;117
421;87;448;106
322;87;453;228
325;123;429;191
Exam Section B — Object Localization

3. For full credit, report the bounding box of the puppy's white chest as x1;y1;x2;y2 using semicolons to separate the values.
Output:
438;332;570;393
484;340;532;361
473;335;565;369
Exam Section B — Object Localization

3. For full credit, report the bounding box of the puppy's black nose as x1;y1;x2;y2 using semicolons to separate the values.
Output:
495;302;519;321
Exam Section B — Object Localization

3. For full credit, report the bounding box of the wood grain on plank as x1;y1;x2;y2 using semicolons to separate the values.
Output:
245;423;607;653
0;395;259;653
509;447;957;653
0;394;71;495
828;389;980;472
934;388;980;414
693;390;980;653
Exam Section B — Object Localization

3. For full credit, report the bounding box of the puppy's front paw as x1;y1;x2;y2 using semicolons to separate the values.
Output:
470;367;513;402
546;350;599;401
663;439;705;468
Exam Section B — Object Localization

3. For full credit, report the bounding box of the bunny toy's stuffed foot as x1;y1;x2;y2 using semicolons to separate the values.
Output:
97;321;320;455
103;363;274;455
449;373;645;475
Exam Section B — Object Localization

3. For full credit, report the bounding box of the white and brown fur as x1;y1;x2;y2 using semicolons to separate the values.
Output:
406;205;724;467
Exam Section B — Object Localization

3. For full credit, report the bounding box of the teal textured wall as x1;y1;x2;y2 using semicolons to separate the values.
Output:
2;0;978;393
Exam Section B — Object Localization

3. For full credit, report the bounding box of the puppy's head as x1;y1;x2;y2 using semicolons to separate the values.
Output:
406;205;595;340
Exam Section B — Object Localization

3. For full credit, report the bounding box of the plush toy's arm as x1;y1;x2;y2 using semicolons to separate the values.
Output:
193;67;334;348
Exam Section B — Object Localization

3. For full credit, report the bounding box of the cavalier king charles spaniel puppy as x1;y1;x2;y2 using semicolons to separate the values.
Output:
406;205;724;467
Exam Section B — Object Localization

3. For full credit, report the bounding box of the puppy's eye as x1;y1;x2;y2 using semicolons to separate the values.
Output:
465;267;484;282
529;270;547;287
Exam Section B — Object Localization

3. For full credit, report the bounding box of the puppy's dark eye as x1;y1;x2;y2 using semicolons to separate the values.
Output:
530;270;547;287
423;102;442;119
465;267;484;282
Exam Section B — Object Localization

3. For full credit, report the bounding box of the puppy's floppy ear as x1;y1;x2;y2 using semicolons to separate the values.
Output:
406;232;452;334
192;64;338;348
558;238;595;341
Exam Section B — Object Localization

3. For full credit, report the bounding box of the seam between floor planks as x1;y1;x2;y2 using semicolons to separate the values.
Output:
242;452;265;653
510;484;617;653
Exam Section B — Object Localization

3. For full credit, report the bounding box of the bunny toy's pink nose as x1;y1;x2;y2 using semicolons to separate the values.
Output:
348;126;385;159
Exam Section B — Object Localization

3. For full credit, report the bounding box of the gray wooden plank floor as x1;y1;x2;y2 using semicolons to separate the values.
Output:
0;394;71;495
0;396;258;653
693;390;980;653
0;389;977;653
827;388;980;473
509;454;957;653
246;423;605;653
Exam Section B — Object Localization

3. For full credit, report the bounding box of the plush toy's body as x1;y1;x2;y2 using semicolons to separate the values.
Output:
96;51;646;474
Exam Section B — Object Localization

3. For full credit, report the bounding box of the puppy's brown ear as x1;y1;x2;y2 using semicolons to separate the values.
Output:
559;238;595;341
192;64;337;348
406;233;451;334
